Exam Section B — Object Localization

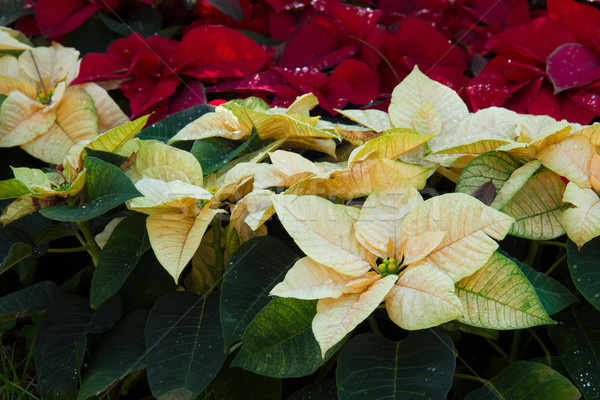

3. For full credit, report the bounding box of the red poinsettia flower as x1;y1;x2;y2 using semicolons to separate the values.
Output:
35;0;120;38
74;25;268;122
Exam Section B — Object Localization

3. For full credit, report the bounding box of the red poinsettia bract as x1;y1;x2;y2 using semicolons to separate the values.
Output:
74;25;268;122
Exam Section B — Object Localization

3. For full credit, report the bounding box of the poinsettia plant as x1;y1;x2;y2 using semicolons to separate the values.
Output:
2;1;600;399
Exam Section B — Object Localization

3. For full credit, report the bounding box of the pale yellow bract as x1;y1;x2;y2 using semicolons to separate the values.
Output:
270;185;514;356
0;42;129;164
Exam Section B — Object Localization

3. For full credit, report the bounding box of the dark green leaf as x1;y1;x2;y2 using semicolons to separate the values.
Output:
35;223;77;245
548;304;600;399
0;242;31;273
0;281;59;321
137;104;214;142
190;130;258;175
84;148;127;167
90;214;147;309
78;310;148;400
118;251;176;313
64;15;122;55
203;0;242;20
287;380;337;400
464;361;580;400
40;157;141;222
0;213;50;274
127;7;163;37
212;355;282;400
567;237;600;311
0;0;32;25
59;265;95;295
531;356;568;377
221;236;298;348
500;250;578;315
232;297;341;378
34;296;122;400
336;330;456;400
146;292;227;399
97;11;130;36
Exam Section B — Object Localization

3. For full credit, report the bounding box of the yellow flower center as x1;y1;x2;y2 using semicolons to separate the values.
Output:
377;257;403;277
36;87;54;105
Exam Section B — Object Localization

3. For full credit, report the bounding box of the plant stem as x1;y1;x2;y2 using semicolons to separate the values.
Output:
524;241;539;266
545;253;567;276
211;218;224;275
436;166;460;183
509;330;522;363
47;246;90;253
537;240;567;248
526;328;552;364
484;337;508;359
367;315;384;337
76;221;101;267
454;373;490;385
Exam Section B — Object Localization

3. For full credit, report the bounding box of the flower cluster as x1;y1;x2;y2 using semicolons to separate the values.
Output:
7;0;596;126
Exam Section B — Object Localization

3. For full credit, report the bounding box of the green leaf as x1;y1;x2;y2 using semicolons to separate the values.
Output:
456;252;554;329
0;242;31;274
90;213;148;309
204;0;242;20
0;178;32;199
145;291;227;399
0;213;49;274
288;380;337;400
0;0;32;25
567;237;600;311
456;151;520;196
212;356;282;400
40;157;141;222
336;330;456;400
35;223;77;245
0;281;59;321
34;296;122;400
137;104;214;142
78;310;148;400
83;149;127;167
232;297;341;378
548;304;600;399
190;130;258;175
220;236;298;348
464;361;580;400
117;251;176;313
126;7;163;37
500;251;578;315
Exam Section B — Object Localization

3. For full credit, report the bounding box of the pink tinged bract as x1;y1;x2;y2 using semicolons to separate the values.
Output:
485;17;575;62
35;0;119;37
547;44;600;93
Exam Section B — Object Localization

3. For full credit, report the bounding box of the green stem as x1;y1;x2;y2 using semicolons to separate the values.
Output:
524;241;539;266
454;373;490;385
509;330;522;363
367;315;384;338
47;246;90;253
211;218;224;275
545;253;567;276
229;342;243;354
484;337;508;359
527;328;552;364
537;240;567;248
76;221;101;267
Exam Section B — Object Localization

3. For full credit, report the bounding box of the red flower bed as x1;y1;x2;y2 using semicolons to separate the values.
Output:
16;0;600;124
